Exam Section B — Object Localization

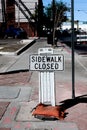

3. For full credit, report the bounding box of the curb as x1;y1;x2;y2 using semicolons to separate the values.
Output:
0;39;36;56
16;39;36;55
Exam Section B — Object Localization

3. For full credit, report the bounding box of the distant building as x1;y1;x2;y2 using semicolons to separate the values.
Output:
62;21;87;32
0;0;38;37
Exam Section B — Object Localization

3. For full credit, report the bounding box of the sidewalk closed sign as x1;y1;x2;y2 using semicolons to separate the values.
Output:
29;54;64;71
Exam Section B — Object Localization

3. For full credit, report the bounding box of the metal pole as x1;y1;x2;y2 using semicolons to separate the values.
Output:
52;0;55;45
71;0;75;99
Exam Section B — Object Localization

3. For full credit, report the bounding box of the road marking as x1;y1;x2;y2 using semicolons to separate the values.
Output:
77;58;87;71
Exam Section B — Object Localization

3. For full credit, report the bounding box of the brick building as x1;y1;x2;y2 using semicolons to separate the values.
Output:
0;0;38;37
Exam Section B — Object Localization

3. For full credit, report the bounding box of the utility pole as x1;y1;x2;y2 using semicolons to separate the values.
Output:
71;0;75;99
52;0;56;45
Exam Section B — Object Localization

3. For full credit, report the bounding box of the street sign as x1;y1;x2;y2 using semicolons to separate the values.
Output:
29;48;64;106
29;54;64;71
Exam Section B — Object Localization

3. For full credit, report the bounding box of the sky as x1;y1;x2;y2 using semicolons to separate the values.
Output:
43;0;87;23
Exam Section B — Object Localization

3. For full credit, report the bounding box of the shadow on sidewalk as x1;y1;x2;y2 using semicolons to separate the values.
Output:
60;94;87;110
59;95;87;118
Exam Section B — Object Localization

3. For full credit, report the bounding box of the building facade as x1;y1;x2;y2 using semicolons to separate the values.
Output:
0;0;38;37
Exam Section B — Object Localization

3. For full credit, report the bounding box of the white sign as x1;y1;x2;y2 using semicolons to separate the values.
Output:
29;54;64;71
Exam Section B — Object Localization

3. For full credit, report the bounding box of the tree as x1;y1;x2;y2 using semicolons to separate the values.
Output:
44;0;69;45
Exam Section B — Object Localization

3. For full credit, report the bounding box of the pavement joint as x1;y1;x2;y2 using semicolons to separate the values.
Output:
0;86;32;102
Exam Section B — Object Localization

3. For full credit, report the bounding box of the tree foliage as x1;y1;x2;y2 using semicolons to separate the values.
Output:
43;0;69;45
44;0;69;28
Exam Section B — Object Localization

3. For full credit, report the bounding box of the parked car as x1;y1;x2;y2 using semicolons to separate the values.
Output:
61;29;87;45
4;26;27;39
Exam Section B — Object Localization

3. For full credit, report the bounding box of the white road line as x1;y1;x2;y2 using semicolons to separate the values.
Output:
76;57;87;71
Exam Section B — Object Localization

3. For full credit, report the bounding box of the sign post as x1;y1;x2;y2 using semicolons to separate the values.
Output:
29;48;64;106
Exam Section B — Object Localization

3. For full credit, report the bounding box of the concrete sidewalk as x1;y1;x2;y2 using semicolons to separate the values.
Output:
0;39;87;130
